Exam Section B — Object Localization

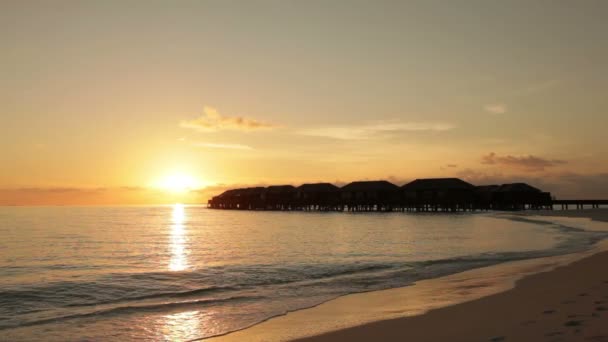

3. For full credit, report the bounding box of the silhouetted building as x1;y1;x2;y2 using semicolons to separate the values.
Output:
208;178;561;212
401;178;475;211
492;183;552;210
209;188;246;209
262;185;296;210
340;181;400;210
475;185;501;209
296;183;340;209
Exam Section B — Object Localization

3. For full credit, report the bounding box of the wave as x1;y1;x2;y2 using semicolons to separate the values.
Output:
0;263;398;309
0;295;263;330
64;285;240;308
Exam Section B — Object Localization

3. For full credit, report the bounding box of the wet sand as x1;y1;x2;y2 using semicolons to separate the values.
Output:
208;209;608;342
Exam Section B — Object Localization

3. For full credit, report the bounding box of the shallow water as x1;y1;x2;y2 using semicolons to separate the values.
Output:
0;205;605;341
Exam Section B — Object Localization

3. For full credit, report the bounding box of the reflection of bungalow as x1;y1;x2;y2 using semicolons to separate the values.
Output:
261;185;296;210
493;183;552;210
340;181;400;210
296;183;340;209
402;178;475;209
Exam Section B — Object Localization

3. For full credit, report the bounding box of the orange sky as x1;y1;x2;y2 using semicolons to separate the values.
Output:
2;1;608;205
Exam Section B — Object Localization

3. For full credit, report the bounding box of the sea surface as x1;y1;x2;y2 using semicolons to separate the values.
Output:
0;205;606;341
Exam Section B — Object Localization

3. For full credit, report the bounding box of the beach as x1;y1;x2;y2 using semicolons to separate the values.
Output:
209;209;608;342
297;239;608;341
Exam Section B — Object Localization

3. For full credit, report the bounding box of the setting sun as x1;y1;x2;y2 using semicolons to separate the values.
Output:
157;173;199;193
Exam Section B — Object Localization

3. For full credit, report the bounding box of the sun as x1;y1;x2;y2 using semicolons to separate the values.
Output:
157;173;199;193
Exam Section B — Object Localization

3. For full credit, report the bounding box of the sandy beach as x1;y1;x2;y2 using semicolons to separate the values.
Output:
208;209;608;342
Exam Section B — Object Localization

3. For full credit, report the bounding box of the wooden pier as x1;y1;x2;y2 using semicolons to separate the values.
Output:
552;200;608;210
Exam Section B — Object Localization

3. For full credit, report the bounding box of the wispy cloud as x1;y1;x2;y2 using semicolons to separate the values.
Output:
481;152;567;171
193;142;253;150
299;121;455;140
483;104;507;115
439;164;458;171
440;164;458;170
516;79;561;96
180;107;277;132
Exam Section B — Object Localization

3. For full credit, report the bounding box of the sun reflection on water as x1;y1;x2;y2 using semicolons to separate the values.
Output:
162;310;202;341
169;204;189;271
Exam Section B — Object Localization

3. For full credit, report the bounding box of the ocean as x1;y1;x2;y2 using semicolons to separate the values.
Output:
0;205;606;341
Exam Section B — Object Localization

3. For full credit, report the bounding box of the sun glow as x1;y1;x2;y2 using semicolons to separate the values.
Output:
157;173;199;193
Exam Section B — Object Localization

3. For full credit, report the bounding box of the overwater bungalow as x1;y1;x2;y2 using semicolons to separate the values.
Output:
401;178;476;211
261;185;296;210
208;188;239;209
493;183;552;210
475;185;501;209
340;180;400;211
238;187;265;210
295;183;340;210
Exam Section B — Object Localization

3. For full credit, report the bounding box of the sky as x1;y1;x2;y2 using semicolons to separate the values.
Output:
1;0;608;205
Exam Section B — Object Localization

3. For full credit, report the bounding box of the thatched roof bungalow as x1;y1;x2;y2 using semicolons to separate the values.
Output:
209;188;246;209
475;185;501;205
261;185;296;207
296;183;339;205
262;185;296;197
402;178;475;204
492;183;552;210
235;187;265;209
340;180;400;205
216;188;240;200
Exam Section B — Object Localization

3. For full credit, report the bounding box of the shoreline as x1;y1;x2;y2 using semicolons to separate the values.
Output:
207;209;608;342
297;246;608;342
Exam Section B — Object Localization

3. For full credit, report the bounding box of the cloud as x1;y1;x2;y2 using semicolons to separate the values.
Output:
440;164;458;171
483;104;507;114
516;79;561;96
180;107;277;132
193;142;253;150
481;152;567;171
13;187;108;193
299;121;455;140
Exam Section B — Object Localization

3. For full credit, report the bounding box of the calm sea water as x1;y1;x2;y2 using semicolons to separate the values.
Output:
0;205;606;341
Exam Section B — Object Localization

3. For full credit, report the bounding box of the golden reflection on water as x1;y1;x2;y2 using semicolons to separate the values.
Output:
162;310;202;341
169;204;189;271
164;205;202;340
